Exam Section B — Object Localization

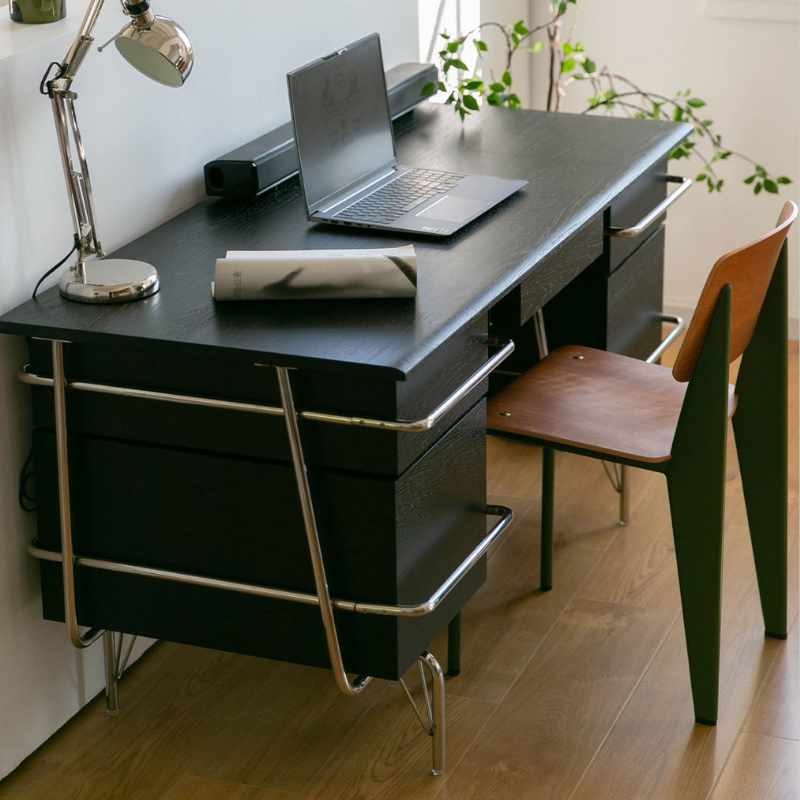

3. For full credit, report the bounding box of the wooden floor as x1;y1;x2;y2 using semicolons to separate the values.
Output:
2;342;798;800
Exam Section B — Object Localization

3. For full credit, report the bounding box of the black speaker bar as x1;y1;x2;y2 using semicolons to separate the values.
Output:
203;62;437;200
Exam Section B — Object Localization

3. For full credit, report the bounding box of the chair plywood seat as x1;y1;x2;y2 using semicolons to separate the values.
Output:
487;345;736;464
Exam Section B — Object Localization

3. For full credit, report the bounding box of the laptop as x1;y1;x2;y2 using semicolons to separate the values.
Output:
287;33;527;237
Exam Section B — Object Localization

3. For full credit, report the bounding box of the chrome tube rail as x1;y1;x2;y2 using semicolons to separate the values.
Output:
646;314;687;364
605;175;693;239
19;336;514;434
28;505;513;619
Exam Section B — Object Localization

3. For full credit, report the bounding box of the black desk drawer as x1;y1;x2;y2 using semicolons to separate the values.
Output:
607;225;665;359
34;399;488;680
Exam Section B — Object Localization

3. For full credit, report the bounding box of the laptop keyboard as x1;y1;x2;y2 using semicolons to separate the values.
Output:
333;168;464;225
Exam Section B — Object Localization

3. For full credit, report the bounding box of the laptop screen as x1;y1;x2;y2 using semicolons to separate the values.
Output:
287;34;397;213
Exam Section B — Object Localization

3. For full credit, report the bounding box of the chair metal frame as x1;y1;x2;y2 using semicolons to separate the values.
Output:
22;335;515;776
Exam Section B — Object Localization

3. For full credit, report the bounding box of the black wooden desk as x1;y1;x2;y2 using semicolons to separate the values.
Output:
0;104;691;683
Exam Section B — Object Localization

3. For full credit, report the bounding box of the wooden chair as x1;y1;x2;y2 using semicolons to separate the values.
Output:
485;201;797;725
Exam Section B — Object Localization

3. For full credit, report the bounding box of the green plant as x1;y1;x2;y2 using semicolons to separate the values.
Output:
422;1;791;196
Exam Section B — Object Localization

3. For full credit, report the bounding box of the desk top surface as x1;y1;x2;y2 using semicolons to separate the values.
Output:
0;104;690;379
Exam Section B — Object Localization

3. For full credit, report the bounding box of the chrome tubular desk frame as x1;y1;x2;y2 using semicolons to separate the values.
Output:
23;336;515;776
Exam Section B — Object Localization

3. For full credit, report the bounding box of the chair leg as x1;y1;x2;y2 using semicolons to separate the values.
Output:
665;285;732;726
732;242;789;639
541;448;555;591
447;611;462;676
667;469;725;725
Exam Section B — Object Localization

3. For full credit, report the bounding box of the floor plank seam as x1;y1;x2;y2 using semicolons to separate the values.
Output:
564;609;682;800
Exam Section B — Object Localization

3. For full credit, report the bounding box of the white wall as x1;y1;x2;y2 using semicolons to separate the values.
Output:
0;0;418;779
528;0;799;330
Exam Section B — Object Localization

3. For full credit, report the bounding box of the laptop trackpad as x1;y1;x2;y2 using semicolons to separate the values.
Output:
417;195;485;223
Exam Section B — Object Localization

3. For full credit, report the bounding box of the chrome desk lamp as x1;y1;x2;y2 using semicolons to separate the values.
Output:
42;0;193;303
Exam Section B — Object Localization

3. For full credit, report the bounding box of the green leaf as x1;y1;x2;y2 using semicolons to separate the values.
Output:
439;33;450;39
778;176;792;184
558;1;567;15
575;41;585;52
696;173;707;181
489;82;505;92
764;179;779;194
462;94;480;111
421;82;437;97
583;58;596;73
686;97;706;108
464;79;483;90
487;92;502;106
563;43;574;55
702;119;713;127
450;58;469;71
474;39;488;51
744;175;756;184
511;32;520;47
562;58;576;73
447;42;460;52
509;93;521;105
756;165;767;177
533;41;544;52
514;20;530;35
502;70;512;86
673;107;685;122
755;182;763;194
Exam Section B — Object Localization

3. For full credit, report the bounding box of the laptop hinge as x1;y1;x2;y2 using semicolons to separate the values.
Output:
318;167;397;215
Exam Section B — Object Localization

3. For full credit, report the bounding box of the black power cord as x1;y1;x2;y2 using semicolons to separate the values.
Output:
18;447;36;513
32;234;80;300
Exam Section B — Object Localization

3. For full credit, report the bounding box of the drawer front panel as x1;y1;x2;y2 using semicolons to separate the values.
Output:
607;226;665;360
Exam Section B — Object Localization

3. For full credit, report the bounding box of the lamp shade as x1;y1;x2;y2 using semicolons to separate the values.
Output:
115;16;193;87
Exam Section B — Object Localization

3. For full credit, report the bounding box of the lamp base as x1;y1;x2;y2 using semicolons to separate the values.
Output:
60;259;160;304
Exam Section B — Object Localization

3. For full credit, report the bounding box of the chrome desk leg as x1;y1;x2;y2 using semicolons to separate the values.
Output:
275;366;372;699
51;340;104;649
619;466;630;526
420;652;446;776
103;631;120;715
400;652;446;775
534;309;549;360
602;461;630;526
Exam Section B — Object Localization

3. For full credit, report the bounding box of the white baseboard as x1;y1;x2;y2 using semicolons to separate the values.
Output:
663;303;799;341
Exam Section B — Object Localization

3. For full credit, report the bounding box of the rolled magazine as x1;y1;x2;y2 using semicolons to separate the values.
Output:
212;245;417;301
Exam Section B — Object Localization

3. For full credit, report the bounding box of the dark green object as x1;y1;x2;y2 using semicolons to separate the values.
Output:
10;0;65;23
732;242;789;640
447;611;462;676
541;448;555;591
666;285;731;726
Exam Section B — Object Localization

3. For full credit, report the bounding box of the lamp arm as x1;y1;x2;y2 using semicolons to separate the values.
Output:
47;0;110;275
59;0;107;83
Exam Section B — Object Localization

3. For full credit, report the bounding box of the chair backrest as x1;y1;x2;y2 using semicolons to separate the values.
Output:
672;201;798;383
